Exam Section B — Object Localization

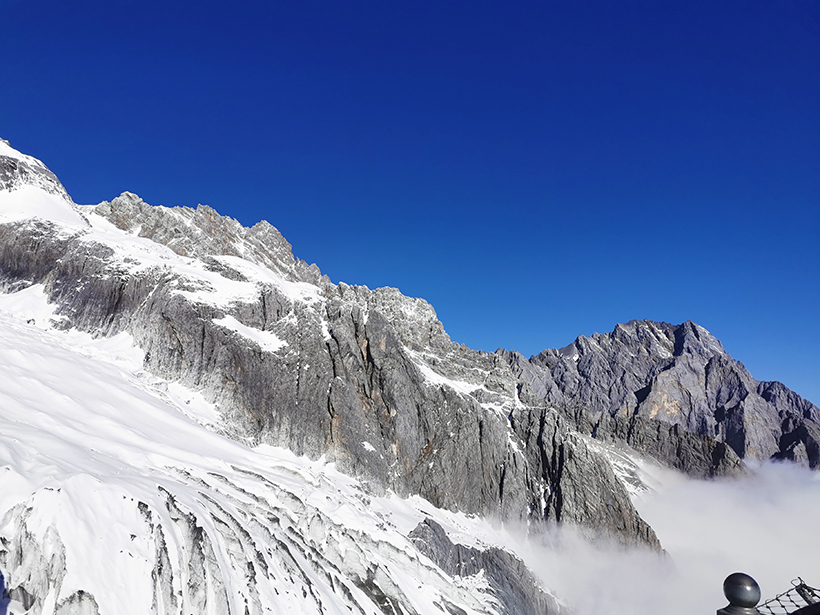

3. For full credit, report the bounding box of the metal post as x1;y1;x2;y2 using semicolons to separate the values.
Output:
718;573;761;615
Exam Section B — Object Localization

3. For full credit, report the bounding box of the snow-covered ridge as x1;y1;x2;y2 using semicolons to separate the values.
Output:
0;140;85;228
0;139;46;166
0;139;75;203
0;139;325;322
0;154;325;324
90;191;323;287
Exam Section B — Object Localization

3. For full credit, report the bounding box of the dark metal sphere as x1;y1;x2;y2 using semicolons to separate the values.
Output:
724;573;761;608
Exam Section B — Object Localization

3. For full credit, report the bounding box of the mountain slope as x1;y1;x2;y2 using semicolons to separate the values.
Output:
0;136;816;614
0;139;657;552
0;286;560;615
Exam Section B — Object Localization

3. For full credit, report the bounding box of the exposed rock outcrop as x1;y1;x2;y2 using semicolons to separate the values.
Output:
503;320;819;475
410;519;561;615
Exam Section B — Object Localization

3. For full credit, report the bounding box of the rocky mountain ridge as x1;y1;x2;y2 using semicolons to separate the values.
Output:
504;319;819;474
0;140;660;550
0;137;817;614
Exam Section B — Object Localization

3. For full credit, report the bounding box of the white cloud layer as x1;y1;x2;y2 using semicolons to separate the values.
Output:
519;462;820;615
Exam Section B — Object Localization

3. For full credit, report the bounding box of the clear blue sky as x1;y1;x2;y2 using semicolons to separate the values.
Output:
2;0;818;403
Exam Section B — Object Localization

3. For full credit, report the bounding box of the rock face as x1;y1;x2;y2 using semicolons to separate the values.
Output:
504;320;820;475
409;519;561;615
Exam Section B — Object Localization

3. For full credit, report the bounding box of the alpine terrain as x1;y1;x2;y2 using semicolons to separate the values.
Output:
0;137;817;615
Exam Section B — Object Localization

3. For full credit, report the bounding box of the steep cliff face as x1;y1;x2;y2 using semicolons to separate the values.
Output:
0;298;563;615
504;320;820;476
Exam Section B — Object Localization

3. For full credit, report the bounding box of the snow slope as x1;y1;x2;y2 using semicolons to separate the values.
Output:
0;138;570;615
0;286;535;615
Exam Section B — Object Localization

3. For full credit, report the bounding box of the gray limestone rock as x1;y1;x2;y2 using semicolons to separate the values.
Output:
503;320;819;475
409;519;562;615
508;405;661;549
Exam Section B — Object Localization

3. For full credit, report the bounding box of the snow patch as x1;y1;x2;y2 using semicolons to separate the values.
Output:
321;319;332;341
415;361;481;395
211;255;322;305
0;184;86;227
403;346;486;396
213;315;288;353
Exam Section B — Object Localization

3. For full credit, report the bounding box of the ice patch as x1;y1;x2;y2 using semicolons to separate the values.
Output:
403;347;486;396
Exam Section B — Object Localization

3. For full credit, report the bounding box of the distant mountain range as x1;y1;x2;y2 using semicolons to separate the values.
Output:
0;137;816;615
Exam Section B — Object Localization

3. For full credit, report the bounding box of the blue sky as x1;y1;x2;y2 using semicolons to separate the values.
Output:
2;0;818;402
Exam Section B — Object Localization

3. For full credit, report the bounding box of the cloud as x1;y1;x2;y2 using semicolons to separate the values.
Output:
515;462;820;615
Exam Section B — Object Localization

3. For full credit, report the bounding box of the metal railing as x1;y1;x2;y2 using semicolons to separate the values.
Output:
757;578;820;615
719;574;820;615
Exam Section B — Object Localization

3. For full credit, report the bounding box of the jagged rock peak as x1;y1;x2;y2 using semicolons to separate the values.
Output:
505;319;820;474
91;191;324;285
535;319;725;364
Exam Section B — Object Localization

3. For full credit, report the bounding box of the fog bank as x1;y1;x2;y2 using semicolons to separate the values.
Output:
525;462;820;615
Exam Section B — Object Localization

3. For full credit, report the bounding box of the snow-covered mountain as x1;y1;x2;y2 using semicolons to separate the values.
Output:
0;139;571;615
0;137;816;615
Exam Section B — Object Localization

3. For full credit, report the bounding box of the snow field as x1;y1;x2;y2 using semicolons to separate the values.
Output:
0;287;516;615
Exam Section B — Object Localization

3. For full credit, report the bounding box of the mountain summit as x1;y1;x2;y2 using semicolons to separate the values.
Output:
0;138;816;615
506;319;819;473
